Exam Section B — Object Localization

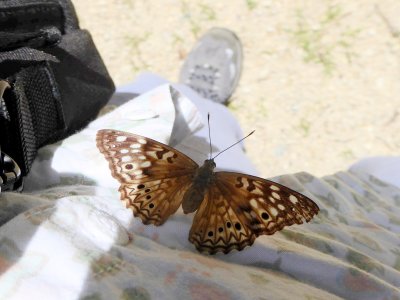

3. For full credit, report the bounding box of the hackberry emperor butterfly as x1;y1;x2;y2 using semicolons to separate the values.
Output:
96;129;319;254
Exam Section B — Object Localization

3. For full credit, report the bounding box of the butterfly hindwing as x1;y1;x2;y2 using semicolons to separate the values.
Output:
189;172;319;254
96;129;199;225
119;176;193;225
189;183;256;254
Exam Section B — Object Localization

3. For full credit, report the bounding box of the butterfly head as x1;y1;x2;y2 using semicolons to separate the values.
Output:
195;159;216;181
203;159;216;170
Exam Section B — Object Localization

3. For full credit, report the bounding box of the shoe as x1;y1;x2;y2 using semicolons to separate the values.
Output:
179;28;243;105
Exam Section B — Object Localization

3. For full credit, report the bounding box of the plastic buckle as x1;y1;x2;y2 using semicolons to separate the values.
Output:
0;150;23;193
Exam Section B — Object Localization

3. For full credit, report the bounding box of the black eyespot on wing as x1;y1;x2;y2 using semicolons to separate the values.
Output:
261;212;269;220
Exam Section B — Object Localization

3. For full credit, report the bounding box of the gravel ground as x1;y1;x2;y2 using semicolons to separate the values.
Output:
72;0;400;178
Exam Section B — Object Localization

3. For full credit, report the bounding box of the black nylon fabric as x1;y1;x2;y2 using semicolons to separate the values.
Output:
0;0;115;177
22;64;64;146
0;2;64;32
0;27;62;51
0;50;62;175
45;29;115;136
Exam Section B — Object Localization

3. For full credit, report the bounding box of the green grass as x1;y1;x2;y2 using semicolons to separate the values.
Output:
340;149;355;160
297;118;311;137
122;0;135;8
198;3;216;21
245;0;258;10
180;1;217;38
291;4;360;75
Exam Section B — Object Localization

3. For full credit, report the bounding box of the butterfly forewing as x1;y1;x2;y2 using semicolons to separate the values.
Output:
96;129;199;182
96;129;199;225
189;172;319;254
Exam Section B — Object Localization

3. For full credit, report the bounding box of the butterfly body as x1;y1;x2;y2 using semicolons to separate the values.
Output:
182;159;216;214
97;129;319;254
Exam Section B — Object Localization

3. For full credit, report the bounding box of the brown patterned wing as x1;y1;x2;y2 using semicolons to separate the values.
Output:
118;176;194;225
189;172;319;254
96;129;199;225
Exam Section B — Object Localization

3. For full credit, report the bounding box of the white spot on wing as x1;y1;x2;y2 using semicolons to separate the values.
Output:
270;185;280;191
121;156;131;162
147;152;158;159
116;136;127;142
278;204;285;210
250;199;258;208
133;170;143;175
138;138;147;144
140;161;151;168
120;149;129;154
272;192;281;200
270;207;278;217
289;195;298;204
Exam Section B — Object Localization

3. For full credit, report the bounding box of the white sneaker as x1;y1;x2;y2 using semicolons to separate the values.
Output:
179;28;243;105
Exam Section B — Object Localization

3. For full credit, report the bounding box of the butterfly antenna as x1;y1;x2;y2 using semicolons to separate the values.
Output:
212;130;255;160
208;113;212;159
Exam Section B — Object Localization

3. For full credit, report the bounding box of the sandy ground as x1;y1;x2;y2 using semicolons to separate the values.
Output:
72;0;400;178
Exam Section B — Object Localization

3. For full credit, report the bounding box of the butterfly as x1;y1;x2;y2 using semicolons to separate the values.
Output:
96;129;319;254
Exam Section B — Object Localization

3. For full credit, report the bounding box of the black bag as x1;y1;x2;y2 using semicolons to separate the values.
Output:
0;0;115;191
